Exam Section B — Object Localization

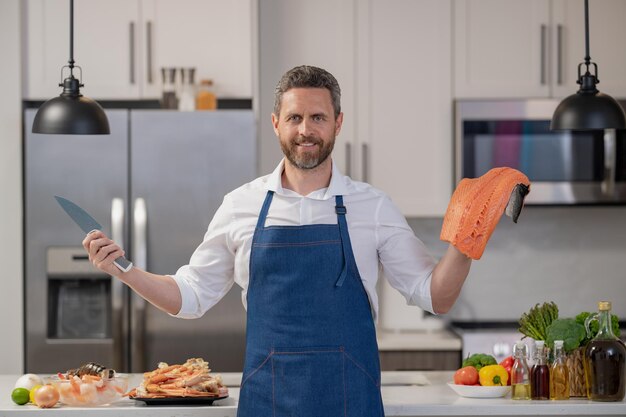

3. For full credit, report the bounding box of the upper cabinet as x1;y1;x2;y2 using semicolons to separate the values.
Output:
258;0;452;217
361;0;452;217
454;0;626;99
257;0;355;178
454;0;550;98
24;0;254;100
551;0;626;99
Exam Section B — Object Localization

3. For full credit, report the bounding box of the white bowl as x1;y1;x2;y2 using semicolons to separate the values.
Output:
447;383;511;398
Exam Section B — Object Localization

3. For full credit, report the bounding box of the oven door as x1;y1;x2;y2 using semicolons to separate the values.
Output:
455;99;626;204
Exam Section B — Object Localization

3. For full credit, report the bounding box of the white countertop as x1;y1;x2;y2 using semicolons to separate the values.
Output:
377;329;462;351
2;372;625;416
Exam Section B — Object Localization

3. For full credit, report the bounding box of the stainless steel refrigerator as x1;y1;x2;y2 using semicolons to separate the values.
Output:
24;109;255;373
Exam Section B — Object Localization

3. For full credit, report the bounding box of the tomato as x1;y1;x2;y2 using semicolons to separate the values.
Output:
453;366;479;385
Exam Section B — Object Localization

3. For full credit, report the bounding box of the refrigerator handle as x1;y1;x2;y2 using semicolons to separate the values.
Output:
131;198;148;372
111;198;128;371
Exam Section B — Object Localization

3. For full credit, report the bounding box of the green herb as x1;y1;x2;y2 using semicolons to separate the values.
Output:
462;353;497;371
575;312;621;345
518;301;559;341
545;318;587;352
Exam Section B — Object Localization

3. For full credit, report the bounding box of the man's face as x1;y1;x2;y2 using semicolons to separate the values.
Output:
272;88;343;170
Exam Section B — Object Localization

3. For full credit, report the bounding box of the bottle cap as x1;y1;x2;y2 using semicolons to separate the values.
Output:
554;340;564;348
535;340;544;348
598;301;611;311
513;341;527;355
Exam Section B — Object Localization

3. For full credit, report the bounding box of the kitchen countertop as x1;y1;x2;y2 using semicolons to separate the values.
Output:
2;372;625;416
377;329;462;351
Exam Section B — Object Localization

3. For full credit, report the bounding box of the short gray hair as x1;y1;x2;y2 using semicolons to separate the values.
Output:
274;65;341;118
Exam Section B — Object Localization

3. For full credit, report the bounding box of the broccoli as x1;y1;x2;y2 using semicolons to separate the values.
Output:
546;318;587;352
462;353;497;371
576;312;621;345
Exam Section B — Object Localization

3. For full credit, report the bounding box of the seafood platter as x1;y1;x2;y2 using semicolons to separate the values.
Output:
47;362;129;407
128;357;229;405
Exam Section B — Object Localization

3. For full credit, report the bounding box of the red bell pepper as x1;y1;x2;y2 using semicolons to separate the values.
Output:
499;356;514;386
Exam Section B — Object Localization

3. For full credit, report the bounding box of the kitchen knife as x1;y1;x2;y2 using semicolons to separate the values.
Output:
54;195;133;273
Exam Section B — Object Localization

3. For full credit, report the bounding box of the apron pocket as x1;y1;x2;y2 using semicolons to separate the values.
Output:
238;351;274;417
344;351;384;417
272;346;346;417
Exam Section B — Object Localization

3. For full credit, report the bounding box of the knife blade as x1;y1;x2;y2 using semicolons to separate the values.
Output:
54;196;133;273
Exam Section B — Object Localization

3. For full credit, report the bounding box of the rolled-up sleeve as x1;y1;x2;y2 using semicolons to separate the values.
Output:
376;196;437;314
169;195;236;319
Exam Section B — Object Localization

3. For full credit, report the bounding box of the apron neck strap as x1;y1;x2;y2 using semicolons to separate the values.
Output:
255;191;275;231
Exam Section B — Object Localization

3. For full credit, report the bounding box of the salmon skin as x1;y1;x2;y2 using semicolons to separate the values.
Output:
440;167;531;260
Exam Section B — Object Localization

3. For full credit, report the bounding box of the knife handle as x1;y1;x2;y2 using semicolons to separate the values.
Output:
113;257;133;273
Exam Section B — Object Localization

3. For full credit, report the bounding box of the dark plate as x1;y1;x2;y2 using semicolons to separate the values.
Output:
130;394;228;406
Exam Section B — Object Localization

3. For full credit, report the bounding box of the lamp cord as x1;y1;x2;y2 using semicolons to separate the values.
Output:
584;0;590;73
68;0;75;75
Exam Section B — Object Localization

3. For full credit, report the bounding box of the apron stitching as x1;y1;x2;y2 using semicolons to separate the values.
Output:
271;356;276;417
343;351;347;417
273;349;343;355
264;224;337;230
344;351;381;388
241;351;274;389
253;240;341;247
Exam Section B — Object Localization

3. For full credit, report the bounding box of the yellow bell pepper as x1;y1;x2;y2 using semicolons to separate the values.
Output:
478;364;509;386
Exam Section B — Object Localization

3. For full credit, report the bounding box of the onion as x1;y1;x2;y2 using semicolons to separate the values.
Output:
14;374;43;391
33;385;59;408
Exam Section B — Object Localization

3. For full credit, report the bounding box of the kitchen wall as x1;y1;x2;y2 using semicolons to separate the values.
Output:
402;206;626;324
0;0;23;374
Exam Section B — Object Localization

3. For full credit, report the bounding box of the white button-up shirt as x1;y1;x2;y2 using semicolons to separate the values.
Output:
171;159;436;320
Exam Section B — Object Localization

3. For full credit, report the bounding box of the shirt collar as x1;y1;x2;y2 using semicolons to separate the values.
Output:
265;158;352;200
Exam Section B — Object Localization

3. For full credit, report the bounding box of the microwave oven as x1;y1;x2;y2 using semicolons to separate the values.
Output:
454;99;626;204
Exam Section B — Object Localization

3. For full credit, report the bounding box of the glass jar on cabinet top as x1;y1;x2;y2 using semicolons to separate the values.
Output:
196;79;217;110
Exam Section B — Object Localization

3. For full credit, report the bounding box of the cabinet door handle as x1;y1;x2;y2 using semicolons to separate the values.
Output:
146;21;153;84
557;24;563;85
345;142;352;177
362;143;369;183
129;22;136;84
540;24;547;85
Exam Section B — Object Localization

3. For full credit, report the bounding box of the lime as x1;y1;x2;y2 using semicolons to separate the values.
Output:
11;387;30;405
29;385;42;403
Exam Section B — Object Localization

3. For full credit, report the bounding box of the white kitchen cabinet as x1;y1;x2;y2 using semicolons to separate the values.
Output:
551;0;626;99
258;0;451;217
357;0;452;216
24;0;254;100
454;0;626;99
258;0;355;177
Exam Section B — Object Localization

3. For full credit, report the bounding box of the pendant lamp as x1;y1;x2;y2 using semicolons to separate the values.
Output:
32;0;110;135
551;0;626;131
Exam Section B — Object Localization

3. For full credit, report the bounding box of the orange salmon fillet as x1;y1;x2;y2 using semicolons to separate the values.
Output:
440;167;530;260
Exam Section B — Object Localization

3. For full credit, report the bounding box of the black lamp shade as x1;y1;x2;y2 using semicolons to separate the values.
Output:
551;91;626;131
32;93;110;135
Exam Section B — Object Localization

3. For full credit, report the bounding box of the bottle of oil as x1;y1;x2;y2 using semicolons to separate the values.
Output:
531;340;550;400
550;340;569;400
584;301;626;401
511;341;531;400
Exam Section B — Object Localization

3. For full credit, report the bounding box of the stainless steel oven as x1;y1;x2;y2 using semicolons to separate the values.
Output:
455;99;626;204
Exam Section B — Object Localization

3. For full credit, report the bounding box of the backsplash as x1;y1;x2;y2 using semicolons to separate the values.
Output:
401;206;626;323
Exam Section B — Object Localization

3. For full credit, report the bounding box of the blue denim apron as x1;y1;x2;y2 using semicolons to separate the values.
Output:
237;191;385;417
